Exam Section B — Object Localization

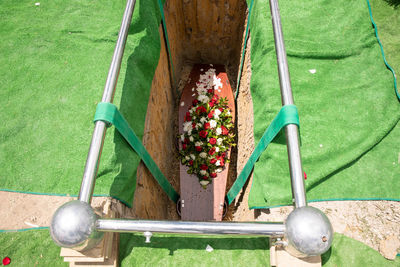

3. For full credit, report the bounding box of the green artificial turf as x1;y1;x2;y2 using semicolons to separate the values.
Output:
0;0;163;206
248;0;400;209
1;230;398;267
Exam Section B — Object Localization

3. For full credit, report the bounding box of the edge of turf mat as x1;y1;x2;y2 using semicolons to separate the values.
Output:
250;197;400;210
0;188;132;208
0;227;49;233
366;0;399;101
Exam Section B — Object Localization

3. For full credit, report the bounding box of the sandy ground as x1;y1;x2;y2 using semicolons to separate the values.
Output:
1;191;399;260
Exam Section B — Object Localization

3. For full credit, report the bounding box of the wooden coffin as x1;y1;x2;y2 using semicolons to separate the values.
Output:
178;64;235;221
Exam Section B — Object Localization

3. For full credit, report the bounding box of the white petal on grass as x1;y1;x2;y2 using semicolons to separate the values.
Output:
309;69;316;74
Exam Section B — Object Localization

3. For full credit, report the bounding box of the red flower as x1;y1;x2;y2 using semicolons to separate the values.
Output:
202;176;208;180
189;160;193;165
219;107;224;112
221;125;229;135
192;99;199;106
196;106;207;114
217;156;225;166
195;146;202;152
221;152;226;158
210;173;217;178
192;122;196;129
208;147;216;155
209;101;215;107
209;138;216;145
182;143;187;150
304;172;307;180
200;164;208;170
199;130;208;138
207;89;214;94
208;110;214;119
185;112;191;122
184;138;189;144
210;158;217;164
2;257;11;266
204;122;210;130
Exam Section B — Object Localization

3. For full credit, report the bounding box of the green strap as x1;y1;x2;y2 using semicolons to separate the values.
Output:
235;0;254;100
94;102;180;203
226;105;300;204
157;0;176;84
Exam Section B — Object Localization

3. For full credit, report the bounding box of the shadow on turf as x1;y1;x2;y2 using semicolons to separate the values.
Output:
119;234;270;258
384;0;400;8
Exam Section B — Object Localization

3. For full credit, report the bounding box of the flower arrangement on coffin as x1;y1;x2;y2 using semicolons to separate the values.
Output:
179;68;235;188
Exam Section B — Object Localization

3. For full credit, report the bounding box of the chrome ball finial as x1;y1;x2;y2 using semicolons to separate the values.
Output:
285;206;333;257
50;200;103;251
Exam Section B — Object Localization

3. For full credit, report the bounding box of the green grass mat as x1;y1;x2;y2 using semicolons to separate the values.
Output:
0;0;163;206
1;230;398;266
248;0;400;209
0;229;67;266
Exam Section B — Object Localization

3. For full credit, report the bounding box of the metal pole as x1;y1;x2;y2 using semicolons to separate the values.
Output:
96;219;286;237
269;0;307;208
78;0;137;203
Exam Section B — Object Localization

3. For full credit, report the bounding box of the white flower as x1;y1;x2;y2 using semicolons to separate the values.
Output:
215;147;220;152
215;160;221;166
189;109;193;114
200;170;207;175
200;117;207;123
217;138;223;145
216;168;222;173
188;129;192;136
195;141;203;147
200;180;210;186
227;110;231;115
192;116;196;120
180;134;185;141
190;154;195;160
210;120;217;128
185;156;190;160
189;136;194;142
180;101;185;106
213;75;223;89
200;152;207;158
197;94;209;103
214;109;221;116
216;127;222;135
183;121;192;132
196;123;202;129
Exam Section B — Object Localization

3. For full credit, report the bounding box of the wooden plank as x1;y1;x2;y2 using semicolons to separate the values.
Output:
270;246;321;267
71;234;119;267
60;200;118;267
179;63;235;221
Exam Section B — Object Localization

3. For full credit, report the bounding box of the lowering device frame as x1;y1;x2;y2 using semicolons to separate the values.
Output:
50;0;333;258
